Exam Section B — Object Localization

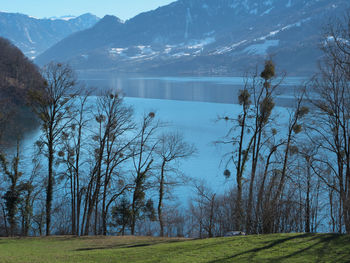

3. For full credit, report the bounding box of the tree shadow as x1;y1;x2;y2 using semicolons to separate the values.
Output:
207;233;312;263
75;238;183;252
207;234;350;263
277;234;347;263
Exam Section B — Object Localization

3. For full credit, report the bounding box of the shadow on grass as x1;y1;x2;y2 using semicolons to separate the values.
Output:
75;237;239;254
207;234;350;263
75;239;183;252
76;243;152;251
207;233;315;263
270;234;338;262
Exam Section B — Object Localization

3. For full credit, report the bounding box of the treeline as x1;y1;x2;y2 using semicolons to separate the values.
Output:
0;62;196;237
1;16;350;238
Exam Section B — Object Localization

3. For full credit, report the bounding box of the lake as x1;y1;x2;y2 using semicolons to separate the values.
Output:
20;73;303;205
75;73;301;200
78;72;307;106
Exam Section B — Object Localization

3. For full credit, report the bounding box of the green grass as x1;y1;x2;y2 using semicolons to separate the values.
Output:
0;233;349;263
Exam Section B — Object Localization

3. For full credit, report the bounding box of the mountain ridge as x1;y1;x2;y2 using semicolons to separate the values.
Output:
0;12;100;59
35;0;349;75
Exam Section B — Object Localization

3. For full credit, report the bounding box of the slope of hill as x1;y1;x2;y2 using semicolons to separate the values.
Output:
0;37;44;142
35;0;349;76
0;12;100;59
0;234;349;262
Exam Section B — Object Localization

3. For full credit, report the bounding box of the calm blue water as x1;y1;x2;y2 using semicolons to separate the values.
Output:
78;72;307;105
17;74;307;210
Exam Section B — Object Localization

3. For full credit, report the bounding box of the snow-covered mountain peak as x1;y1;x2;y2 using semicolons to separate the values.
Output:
49;15;77;21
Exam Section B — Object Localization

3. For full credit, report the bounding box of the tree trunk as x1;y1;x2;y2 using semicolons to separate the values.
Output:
94;196;99;235
1;203;8;237
235;108;247;231
256;147;275;233
46;139;53;236
247;127;262;234
71;172;76;235
305;161;311;233
158;160;166;237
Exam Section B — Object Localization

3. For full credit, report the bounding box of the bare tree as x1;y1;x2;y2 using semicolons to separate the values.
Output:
155;132;195;236
189;181;218;238
58;93;90;235
308;64;350;232
130;112;160;235
29;62;77;235
81;92;134;235
262;92;309;233
218;60;279;233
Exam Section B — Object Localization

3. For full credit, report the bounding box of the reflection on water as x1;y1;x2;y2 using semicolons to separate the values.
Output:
78;71;307;105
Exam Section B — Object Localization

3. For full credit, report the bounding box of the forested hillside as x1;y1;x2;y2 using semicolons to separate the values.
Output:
0;37;44;143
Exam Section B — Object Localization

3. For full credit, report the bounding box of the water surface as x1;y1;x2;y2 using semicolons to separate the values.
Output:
78;72;307;106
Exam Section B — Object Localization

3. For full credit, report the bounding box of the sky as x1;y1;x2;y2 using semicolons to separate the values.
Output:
0;0;175;20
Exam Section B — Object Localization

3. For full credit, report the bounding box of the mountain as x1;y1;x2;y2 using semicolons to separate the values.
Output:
35;0;349;76
0;12;100;59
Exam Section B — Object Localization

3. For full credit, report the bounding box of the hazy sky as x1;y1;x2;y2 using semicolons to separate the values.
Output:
0;0;175;20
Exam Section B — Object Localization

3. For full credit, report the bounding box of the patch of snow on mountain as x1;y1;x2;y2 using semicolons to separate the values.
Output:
164;45;174;54
213;40;247;55
110;48;127;54
137;45;154;54
49;15;77;21
257;29;280;41
243;39;279;55
187;37;215;49
24;27;34;44
255;18;311;42
109;48;128;57
172;52;191;58
24;50;37;60
281;18;311;31
261;7;274;16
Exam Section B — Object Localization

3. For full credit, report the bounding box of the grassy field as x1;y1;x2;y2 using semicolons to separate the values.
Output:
0;233;349;263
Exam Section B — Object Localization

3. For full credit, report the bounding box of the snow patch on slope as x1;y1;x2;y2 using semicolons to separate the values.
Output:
213;40;248;55
187;37;215;49
24;27;34;44
261;7;274;16
109;48;127;56
49;15;77;21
